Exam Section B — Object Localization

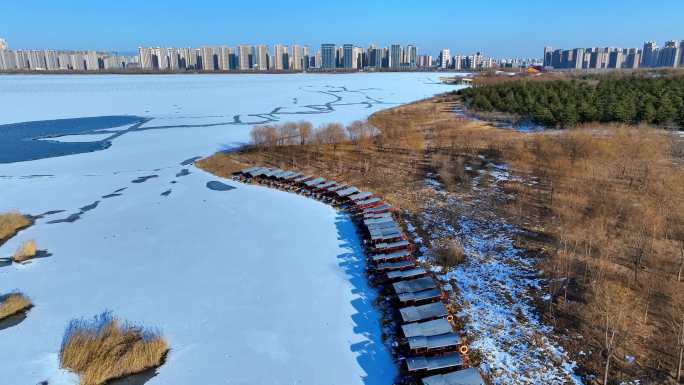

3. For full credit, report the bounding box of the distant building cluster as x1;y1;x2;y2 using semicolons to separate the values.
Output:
543;40;684;70
137;43;427;71
137;43;523;72
0;38;138;71
0;36;536;73
137;43;529;72
435;49;538;70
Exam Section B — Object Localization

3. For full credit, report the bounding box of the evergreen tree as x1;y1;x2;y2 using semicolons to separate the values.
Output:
460;74;684;129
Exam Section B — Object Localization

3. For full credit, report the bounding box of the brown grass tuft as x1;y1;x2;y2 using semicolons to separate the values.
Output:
13;240;37;263
60;312;169;385
433;239;466;268
0;211;32;245
0;292;33;320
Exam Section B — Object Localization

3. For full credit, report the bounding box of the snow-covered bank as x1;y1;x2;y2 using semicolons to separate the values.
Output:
0;73;451;384
411;167;582;385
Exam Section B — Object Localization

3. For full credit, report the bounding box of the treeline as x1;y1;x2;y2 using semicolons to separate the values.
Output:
250;120;379;149
459;74;684;128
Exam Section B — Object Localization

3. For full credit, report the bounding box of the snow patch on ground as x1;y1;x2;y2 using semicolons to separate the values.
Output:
416;178;582;385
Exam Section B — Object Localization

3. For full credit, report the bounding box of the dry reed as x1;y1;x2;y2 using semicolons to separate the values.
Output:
60;311;169;385
0;292;33;320
13;240;37;263
0;211;31;244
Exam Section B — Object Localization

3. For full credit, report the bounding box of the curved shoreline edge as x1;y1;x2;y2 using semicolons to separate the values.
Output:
220;166;480;385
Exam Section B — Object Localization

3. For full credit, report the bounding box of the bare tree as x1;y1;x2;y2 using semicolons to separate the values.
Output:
629;223;650;285
346;120;378;147
297;121;313;146
278;122;299;146
593;282;638;385
250;125;278;148
679;243;684;283
315;123;347;156
667;288;684;383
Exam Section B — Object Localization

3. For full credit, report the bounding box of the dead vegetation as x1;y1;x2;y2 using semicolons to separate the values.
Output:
0;211;32;246
60;311;169;385
0;292;33;321
197;99;443;210
12;240;37;263
198;93;684;384
433;239;466;268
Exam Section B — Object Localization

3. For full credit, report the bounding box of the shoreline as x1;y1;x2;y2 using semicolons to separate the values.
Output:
0;69;472;76
225;165;476;385
195;96;585;384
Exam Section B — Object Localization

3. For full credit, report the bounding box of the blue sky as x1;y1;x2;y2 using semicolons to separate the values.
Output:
1;0;683;57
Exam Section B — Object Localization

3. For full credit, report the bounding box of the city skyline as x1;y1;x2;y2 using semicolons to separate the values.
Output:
1;0;683;57
543;39;684;70
2;39;530;72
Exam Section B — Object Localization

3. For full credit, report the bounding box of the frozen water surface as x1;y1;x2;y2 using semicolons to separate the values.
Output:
0;73;456;385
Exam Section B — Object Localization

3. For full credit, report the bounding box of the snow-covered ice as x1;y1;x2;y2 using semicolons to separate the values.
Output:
0;73;456;385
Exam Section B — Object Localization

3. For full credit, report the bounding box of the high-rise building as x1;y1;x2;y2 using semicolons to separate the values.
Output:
622;48;640;69
238;45;252;70
177;48;194;69
45;50;59;70
302;46;310;70
641;41;658;68
543;46;553;67
335;46;343;67
342;44;354;69
572;48;585;69
199;47;215;71
607;49;623;69
216;46;231;71
314;50;321;68
366;45;381;68
406;45;417;67
417;55;432;68
139;48;153;69
291;44;303;70
321;44;336;69
656;40;681;67
254;45;268;70
70;53;86;71
453;55;463;70
389;44;402;68
85;51;99;70
273;44;287;70
0;49;18;70
439;49;451;69
353;47;363;69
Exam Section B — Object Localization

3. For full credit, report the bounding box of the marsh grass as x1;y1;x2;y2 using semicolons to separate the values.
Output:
13;240;37;263
60;311;169;385
433;239;466;268
0;211;32;245
0;292;33;320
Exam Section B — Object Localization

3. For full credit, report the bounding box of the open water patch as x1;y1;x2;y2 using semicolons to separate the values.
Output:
0;116;144;164
102;187;127;199
205;181;236;191
47;200;100;224
180;156;201;166
131;175;158;184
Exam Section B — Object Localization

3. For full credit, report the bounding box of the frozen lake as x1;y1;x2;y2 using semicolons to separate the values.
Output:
0;73;456;385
